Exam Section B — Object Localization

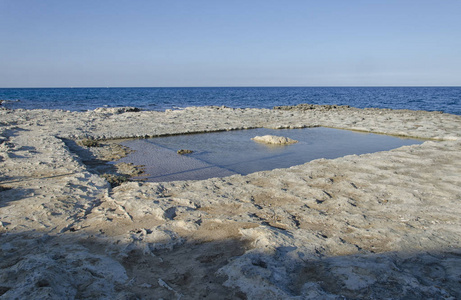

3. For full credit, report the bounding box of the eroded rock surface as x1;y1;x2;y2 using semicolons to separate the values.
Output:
251;135;298;145
1;105;461;299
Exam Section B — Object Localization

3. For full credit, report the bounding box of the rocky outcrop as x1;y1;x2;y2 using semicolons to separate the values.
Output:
177;149;194;155
1;106;461;299
93;106;141;114
252;135;298;145
274;103;351;111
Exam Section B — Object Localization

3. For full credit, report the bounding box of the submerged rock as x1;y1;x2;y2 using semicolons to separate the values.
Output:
251;135;298;145
177;149;194;155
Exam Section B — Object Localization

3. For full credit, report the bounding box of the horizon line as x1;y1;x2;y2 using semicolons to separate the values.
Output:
1;85;460;89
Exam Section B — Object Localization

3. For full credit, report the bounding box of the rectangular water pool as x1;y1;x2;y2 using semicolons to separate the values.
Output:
115;127;423;182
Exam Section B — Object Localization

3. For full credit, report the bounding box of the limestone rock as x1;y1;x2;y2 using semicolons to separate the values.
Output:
93;107;141;114
1;105;461;299
177;149;194;155
252;135;298;145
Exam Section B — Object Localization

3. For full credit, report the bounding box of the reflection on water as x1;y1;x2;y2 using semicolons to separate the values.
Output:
116;127;423;182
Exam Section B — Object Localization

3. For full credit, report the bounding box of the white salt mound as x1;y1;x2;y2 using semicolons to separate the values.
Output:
251;135;298;145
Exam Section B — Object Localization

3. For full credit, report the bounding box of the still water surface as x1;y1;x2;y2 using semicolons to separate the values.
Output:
116;127;423;182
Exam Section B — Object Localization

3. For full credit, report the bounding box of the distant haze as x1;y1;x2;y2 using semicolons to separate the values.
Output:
1;0;460;87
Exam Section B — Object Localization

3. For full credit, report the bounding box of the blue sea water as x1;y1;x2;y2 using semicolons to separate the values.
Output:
0;87;460;115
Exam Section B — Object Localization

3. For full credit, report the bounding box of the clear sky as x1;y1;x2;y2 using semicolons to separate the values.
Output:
1;0;460;87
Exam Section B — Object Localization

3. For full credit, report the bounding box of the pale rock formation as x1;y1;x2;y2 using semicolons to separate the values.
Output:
1;105;461;299
252;135;298;145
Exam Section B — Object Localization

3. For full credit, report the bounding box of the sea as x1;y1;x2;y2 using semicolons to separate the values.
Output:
0;87;460;115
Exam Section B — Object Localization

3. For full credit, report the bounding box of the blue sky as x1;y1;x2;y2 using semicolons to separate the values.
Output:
1;0;460;87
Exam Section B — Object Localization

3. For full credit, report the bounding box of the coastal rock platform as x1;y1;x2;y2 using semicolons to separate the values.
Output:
1;105;461;299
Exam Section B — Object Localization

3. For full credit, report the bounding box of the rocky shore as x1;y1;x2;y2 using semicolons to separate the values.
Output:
1;105;461;299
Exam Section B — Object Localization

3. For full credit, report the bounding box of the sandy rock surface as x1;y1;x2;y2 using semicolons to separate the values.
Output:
251;135;298;145
1;105;461;299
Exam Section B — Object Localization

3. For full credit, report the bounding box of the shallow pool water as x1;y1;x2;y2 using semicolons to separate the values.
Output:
116;127;423;182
